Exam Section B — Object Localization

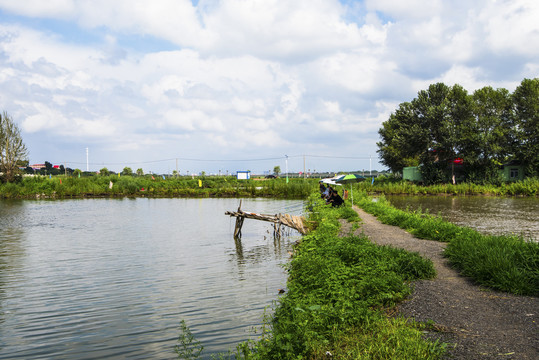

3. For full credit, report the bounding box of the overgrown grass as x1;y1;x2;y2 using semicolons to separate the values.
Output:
2;175;538;199
235;194;443;359
0;175;316;199
355;177;539;196
357;194;539;296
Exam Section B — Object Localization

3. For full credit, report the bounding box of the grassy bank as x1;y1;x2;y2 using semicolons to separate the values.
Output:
357;194;539;296
232;194;445;359
2;175;538;199
0;175;317;199
355;177;539;196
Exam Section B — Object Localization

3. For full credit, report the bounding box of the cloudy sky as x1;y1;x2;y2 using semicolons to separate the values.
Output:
0;0;537;175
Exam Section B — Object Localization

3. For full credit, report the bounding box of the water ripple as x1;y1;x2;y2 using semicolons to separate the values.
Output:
0;198;302;359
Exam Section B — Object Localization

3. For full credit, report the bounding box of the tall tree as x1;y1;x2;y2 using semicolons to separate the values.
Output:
411;83;460;183
466;86;512;181
512;78;539;177
377;101;425;172
0;112;28;182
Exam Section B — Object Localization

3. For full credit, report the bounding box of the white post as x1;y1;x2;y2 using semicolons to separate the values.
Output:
303;154;306;180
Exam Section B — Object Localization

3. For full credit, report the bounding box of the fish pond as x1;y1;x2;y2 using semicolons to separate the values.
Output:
385;195;539;241
0;198;304;359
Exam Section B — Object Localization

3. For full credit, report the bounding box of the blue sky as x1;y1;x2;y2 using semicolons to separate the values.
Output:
0;0;537;175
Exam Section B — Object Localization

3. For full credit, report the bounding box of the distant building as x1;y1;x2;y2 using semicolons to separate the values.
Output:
30;164;46;170
236;171;251;180
403;166;422;182
500;161;524;182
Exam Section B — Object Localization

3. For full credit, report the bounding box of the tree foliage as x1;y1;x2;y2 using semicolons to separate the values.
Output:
377;78;539;183
0;112;28;182
512;78;539;177
121;167;133;176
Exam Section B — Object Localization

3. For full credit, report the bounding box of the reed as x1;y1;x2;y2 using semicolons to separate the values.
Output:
0;175;317;199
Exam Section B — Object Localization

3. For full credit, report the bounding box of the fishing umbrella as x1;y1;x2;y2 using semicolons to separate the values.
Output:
320;176;343;186
335;174;365;205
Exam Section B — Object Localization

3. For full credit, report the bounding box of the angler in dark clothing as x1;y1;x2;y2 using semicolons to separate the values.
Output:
331;193;344;207
327;188;344;207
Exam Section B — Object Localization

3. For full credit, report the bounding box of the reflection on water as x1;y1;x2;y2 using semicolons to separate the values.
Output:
0;198;303;359
385;195;539;241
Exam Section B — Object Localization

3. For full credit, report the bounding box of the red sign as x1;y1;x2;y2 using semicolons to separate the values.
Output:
453;158;463;164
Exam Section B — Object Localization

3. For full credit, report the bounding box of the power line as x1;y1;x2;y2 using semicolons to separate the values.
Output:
56;154;379;168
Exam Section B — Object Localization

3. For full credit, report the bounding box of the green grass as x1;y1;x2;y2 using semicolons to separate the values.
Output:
357;195;539;296
3;175;538;199
0;175;316;199
235;194;443;359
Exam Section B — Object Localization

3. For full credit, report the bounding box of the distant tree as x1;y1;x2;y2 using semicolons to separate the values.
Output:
73;169;82;177
45;161;53;174
273;166;281;175
99;167;110;176
172;170;178;177
0;112;28;182
136;168;144;176
44;161;60;175
121;167;133;176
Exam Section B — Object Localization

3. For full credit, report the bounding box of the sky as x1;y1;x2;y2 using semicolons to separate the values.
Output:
0;0;537;175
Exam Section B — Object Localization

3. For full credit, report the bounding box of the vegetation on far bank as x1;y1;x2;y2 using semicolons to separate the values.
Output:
362;175;539;196
0;175;315;199
1;174;538;199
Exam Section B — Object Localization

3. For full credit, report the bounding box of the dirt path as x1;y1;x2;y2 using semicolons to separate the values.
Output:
350;206;538;360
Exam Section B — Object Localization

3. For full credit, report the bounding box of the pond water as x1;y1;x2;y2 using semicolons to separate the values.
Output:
385;195;539;241
0;198;304;359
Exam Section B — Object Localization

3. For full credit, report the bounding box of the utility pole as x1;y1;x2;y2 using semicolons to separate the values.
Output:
86;147;89;171
285;155;289;184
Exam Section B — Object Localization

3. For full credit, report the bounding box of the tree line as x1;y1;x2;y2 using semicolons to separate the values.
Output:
377;78;538;184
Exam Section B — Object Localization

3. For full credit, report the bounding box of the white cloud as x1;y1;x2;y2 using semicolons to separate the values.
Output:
478;0;539;56
0;0;537;173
